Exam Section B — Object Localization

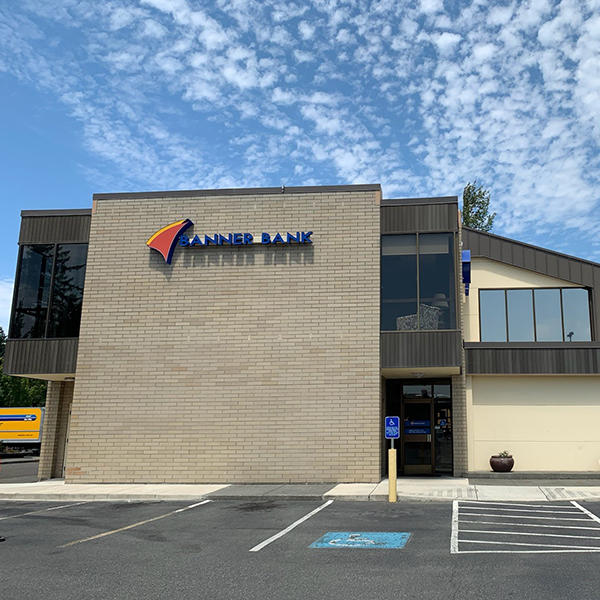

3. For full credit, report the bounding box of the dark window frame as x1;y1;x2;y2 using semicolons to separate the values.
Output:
478;286;594;342
381;232;458;332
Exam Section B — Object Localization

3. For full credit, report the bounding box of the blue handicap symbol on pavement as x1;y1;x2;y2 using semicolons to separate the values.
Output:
309;532;411;549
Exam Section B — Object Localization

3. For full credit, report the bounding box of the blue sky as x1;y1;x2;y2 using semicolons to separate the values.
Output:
1;0;599;331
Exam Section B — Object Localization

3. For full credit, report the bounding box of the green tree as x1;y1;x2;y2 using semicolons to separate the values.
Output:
462;181;496;232
0;326;47;407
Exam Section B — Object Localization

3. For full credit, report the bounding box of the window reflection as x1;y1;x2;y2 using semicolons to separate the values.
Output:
10;243;88;339
534;289;562;341
562;288;591;341
47;244;88;338
381;235;417;331
479;287;591;343
381;233;455;331
418;234;456;330
402;384;432;398
11;245;54;338
480;290;506;342
507;289;534;342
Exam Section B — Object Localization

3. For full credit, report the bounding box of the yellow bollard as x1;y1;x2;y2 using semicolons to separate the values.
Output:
388;447;397;503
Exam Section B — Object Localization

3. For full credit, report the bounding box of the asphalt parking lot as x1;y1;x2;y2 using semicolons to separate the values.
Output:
0;458;39;483
1;498;599;600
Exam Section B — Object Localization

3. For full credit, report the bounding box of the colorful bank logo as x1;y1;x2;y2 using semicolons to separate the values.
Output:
147;219;313;264
146;219;194;264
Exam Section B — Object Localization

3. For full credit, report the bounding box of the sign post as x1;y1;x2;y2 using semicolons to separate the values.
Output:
384;416;400;503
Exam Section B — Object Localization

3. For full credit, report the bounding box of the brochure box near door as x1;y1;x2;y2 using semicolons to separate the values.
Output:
0;408;44;442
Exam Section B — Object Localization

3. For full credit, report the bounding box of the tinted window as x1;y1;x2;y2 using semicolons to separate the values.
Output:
534;288;562;341
402;384;432;398
418;233;455;330
507;289;534;341
562;288;591;341
381;235;417;330
47;244;88;338
10;245;54;338
480;289;506;341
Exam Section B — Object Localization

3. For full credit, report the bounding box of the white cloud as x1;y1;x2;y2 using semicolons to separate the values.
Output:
420;0;444;15
298;21;315;40
0;279;13;333
433;32;461;57
1;0;599;262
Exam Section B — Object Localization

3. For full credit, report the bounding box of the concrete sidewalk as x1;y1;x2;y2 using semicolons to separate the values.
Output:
1;477;600;502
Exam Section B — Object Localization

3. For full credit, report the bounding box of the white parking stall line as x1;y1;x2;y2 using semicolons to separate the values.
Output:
459;501;577;509
249;500;333;552
0;501;89;521
459;519;600;531
451;500;600;554
457;512;590;521
571;501;600;525
460;539;600;551
460;506;581;514
459;529;600;540
59;499;211;548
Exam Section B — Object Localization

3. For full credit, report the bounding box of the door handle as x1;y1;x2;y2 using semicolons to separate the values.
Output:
427;434;431;442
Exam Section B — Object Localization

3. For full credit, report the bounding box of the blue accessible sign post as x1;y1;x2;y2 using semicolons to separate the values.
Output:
385;416;400;503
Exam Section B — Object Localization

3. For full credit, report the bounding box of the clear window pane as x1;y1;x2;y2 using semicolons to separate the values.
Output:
479;290;507;341
418;233;455;330
534;289;563;341
507;289;534;341
562;288;591;341
47;244;88;338
381;235;417;330
10;245;54;338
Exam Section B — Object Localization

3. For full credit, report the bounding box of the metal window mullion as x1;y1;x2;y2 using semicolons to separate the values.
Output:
416;233;420;330
531;288;537;342
44;244;58;338
504;289;509;342
559;288;566;342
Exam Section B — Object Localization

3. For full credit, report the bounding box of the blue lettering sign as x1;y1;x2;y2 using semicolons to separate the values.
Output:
243;233;253;244
301;231;313;243
189;234;203;246
179;235;190;247
261;233;271;244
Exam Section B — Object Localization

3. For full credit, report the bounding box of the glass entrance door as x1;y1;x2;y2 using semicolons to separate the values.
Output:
401;398;434;475
384;379;454;477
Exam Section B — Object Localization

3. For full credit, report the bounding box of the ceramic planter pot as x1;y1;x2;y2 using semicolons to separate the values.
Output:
490;455;514;472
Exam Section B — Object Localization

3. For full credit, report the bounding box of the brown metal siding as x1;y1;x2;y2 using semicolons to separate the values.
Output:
381;330;462;368
3;339;78;375
381;202;458;233
465;343;600;374
19;215;91;244
463;228;600;340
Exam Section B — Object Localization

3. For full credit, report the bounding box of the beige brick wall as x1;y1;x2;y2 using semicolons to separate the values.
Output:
66;190;381;483
38;381;73;479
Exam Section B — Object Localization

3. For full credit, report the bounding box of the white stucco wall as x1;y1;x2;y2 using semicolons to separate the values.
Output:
468;375;600;472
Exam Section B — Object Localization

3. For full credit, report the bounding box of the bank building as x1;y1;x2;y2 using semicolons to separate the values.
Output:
4;184;600;482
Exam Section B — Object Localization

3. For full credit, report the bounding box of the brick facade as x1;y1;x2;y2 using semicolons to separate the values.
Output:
65;190;381;483
38;381;73;479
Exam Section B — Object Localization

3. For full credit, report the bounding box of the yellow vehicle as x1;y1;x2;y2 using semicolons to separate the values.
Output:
0;407;44;454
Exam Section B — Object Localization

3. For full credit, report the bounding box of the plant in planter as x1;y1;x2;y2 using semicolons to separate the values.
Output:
490;450;514;472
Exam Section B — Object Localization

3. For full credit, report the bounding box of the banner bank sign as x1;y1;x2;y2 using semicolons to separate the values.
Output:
147;219;313;264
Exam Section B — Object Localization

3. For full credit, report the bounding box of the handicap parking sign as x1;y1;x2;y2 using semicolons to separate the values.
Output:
385;416;399;439
310;532;411;549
